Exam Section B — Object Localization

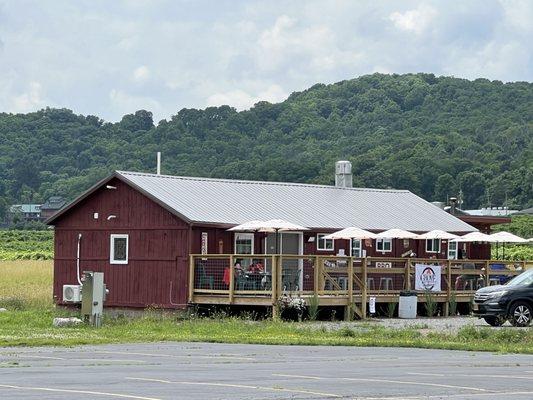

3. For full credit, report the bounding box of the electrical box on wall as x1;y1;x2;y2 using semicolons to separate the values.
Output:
81;271;108;327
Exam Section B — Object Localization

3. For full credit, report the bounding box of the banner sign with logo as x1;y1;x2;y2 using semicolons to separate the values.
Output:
415;264;441;292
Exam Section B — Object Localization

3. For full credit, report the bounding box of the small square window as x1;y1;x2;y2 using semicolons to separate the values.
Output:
110;234;128;264
426;238;441;253
317;234;334;251
376;238;392;252
351;238;362;257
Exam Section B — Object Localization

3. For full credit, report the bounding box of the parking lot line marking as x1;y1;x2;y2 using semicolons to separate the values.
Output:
273;373;491;392
0;384;162;400
406;372;446;377
94;350;255;361
126;376;342;398
357;390;533;400
16;355;66;360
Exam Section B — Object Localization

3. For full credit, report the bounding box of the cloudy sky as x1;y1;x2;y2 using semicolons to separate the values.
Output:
0;0;531;122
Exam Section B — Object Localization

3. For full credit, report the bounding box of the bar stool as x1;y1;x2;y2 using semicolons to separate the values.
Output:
366;277;375;290
379;277;393;291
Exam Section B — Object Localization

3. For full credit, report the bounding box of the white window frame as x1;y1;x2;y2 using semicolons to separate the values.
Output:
234;233;254;255
376;238;392;253
350;238;362;257
316;233;334;251
426;238;441;253
110;234;129;265
447;240;457;260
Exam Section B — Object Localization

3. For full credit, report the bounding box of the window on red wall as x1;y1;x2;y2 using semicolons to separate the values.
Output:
317;234;334;251
426;238;441;253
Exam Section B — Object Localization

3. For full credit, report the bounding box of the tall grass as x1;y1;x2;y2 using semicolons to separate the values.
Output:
0;260;53;309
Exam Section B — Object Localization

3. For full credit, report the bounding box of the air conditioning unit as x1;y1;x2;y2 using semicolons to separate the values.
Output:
63;285;82;302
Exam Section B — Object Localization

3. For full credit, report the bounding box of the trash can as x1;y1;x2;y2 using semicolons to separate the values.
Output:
399;290;417;319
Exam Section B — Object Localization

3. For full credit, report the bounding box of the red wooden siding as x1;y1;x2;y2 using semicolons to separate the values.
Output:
53;178;191;308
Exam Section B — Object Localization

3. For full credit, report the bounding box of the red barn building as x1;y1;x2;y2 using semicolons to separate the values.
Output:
47;169;480;309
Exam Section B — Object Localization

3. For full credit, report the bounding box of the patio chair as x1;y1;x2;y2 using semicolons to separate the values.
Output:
283;269;301;291
197;265;214;289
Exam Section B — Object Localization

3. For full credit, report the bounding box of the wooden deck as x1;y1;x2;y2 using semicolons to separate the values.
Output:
188;254;532;319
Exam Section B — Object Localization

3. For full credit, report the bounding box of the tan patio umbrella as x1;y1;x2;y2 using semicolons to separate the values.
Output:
488;231;528;243
227;220;266;232
256;219;309;254
451;231;494;243
323;227;378;240
416;230;459;240
376;228;419;239
489;231;528;258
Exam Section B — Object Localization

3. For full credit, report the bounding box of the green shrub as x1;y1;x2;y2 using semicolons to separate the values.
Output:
424;291;437;317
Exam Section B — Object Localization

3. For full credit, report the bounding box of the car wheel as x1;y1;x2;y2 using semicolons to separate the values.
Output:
510;302;532;327
483;316;505;327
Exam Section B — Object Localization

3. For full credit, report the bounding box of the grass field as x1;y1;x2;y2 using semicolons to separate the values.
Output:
1;261;532;352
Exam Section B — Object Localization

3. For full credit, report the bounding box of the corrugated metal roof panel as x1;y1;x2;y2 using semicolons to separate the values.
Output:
117;171;476;233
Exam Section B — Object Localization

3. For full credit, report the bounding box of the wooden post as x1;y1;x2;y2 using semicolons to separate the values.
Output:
188;255;195;303
277;255;283;296
445;259;452;317
405;259;411;290
229;255;235;304
314;256;320;295
361;257;368;319
346;257;354;321
271;255;279;320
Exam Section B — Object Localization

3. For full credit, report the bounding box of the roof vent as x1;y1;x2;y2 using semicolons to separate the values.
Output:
335;160;352;188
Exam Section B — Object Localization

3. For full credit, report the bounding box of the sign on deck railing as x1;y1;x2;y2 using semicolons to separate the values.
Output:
415;264;441;291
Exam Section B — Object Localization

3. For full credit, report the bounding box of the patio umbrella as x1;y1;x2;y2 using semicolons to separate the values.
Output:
488;231;528;244
257;219;309;254
450;231;494;242
416;230;459;240
489;231;528;259
323;227;378;240
376;228;419;239
227;220;266;232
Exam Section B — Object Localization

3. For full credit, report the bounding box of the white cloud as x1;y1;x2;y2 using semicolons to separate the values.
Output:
389;5;437;35
0;1;530;121
133;65;150;82
12;82;45;112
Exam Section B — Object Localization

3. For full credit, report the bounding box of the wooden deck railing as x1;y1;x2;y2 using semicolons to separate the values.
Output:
189;254;532;318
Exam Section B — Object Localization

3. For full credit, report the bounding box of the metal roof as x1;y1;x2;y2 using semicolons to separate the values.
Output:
112;171;476;233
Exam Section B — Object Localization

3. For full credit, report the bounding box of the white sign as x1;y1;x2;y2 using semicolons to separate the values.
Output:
201;232;208;255
376;261;392;268
415;264;441;292
369;296;376;314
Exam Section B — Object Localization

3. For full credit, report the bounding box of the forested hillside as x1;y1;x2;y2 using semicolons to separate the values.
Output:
0;73;531;219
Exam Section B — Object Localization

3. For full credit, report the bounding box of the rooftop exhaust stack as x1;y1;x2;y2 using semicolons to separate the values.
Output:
335;160;352;188
156;152;161;175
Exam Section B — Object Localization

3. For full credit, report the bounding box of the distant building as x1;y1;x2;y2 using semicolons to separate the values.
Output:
464;207;518;217
40;196;66;220
9;204;42;222
515;207;533;216
8;196;66;224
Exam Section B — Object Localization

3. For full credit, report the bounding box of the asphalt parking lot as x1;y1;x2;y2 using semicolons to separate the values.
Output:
1;342;533;400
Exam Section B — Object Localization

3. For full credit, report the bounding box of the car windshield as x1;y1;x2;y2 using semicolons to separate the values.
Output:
506;269;533;287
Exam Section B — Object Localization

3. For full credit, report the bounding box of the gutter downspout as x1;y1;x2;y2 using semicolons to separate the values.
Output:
76;233;82;285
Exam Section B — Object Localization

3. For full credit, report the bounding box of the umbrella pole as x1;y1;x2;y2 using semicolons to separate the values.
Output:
275;229;279;255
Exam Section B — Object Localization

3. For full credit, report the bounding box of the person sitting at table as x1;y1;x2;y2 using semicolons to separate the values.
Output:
249;262;264;273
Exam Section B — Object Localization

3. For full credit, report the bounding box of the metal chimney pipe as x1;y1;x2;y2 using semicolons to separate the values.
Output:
156;152;161;175
335;160;353;188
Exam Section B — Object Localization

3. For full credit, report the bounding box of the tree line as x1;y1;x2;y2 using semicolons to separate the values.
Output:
0;73;531;222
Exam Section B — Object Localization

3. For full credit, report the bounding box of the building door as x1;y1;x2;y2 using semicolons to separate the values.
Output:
264;232;303;291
